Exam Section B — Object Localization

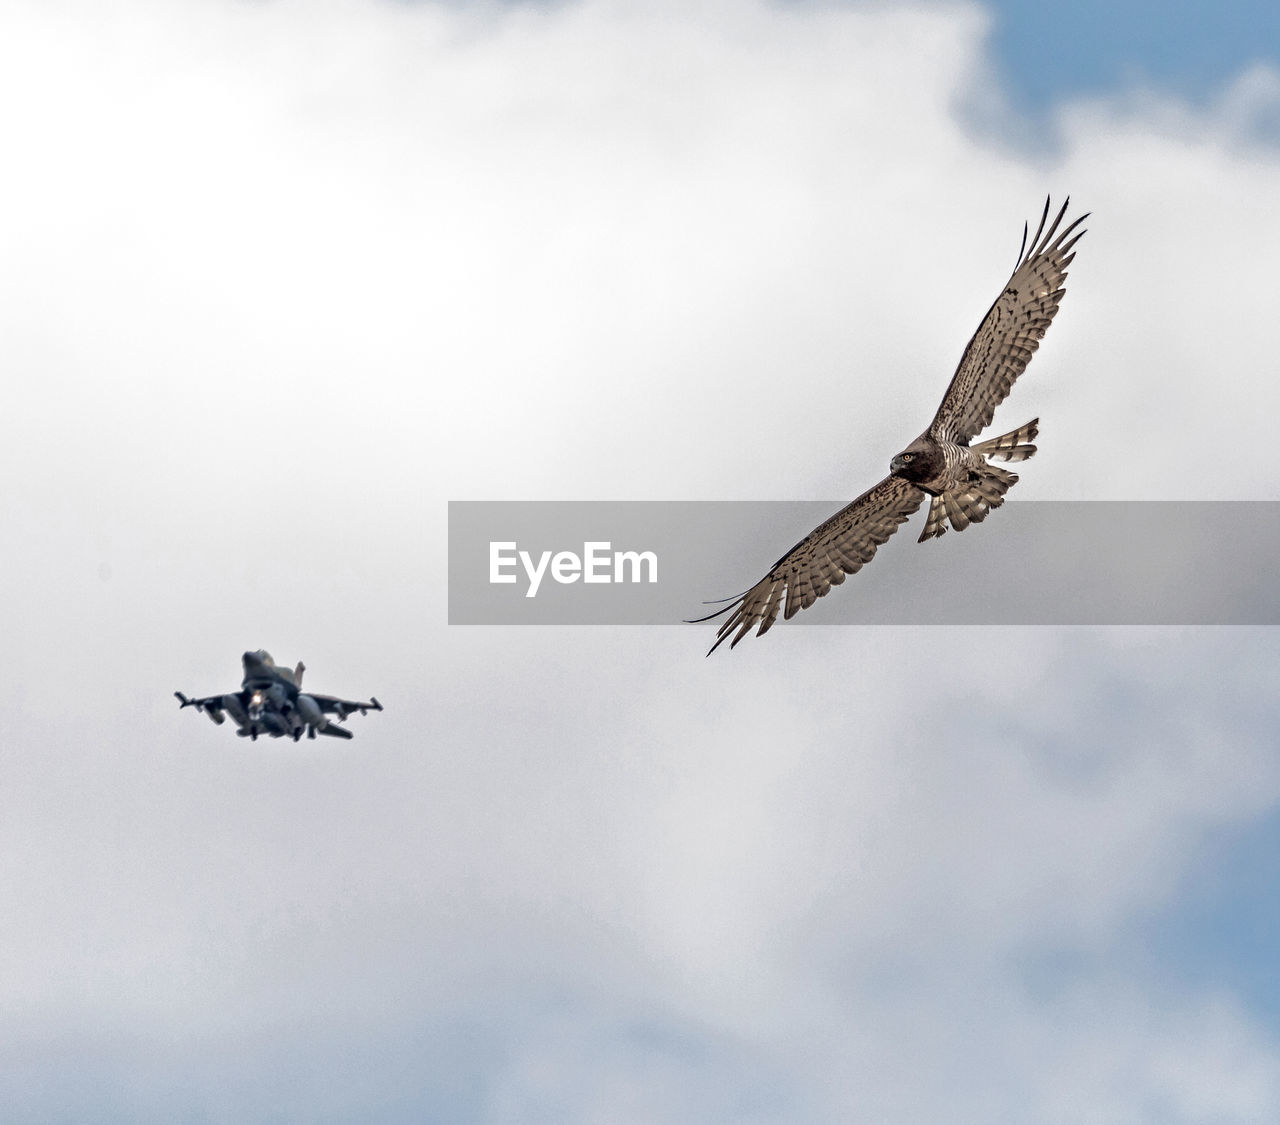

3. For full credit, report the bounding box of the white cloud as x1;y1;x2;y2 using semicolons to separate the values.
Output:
2;1;1280;1121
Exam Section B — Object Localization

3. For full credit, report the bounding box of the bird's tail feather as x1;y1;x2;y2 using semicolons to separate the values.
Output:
918;462;1020;542
973;418;1038;462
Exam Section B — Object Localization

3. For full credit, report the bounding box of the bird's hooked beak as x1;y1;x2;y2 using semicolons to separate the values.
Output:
890;454;906;473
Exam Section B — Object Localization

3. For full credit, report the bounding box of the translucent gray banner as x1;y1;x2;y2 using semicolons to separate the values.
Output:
448;501;1280;626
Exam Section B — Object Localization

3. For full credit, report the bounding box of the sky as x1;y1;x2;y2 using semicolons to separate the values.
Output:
2;0;1280;1121
982;0;1280;112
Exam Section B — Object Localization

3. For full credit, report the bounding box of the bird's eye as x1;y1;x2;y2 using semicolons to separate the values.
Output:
903;453;913;461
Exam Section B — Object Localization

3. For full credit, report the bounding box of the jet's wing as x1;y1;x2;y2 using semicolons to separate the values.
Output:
306;694;383;719
176;691;227;713
175;690;249;726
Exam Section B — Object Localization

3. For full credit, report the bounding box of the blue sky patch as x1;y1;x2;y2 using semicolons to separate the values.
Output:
973;0;1280;108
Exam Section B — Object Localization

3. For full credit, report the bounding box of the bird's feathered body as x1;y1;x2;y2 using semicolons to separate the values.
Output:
695;198;1086;653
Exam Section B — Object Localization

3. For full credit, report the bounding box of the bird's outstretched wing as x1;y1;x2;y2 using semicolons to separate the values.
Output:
691;476;924;654
929;197;1087;444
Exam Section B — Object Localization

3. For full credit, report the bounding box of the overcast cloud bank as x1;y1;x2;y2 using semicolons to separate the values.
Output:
2;1;1280;1121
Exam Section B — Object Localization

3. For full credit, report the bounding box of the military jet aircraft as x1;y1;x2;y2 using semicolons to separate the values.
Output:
176;650;382;741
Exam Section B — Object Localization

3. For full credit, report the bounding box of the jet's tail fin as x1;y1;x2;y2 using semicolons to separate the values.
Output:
294;661;305;687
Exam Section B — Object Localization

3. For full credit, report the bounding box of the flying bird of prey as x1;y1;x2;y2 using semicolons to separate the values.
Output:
693;197;1087;653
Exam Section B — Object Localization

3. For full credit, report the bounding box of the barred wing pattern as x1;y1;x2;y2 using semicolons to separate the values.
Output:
692;476;924;654
930;197;1087;444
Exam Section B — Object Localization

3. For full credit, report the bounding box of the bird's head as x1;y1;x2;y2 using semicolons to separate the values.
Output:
890;438;941;485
